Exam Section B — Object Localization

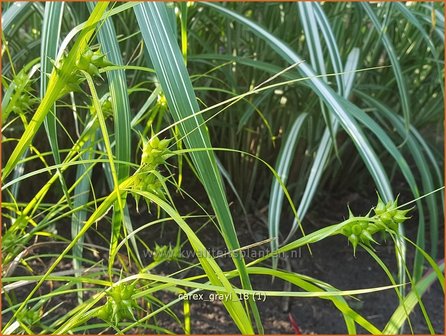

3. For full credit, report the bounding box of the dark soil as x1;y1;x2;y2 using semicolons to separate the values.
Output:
146;189;444;334
3;188;443;334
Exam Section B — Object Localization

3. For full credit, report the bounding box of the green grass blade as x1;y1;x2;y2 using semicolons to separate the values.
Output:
410;127;444;203
268;113;307;266
343;48;360;95
383;262;444;334
297;2;335;153
71;132;97;303
203;4;411;300
2;2;32;32
82;72;125;277
242;267;383;334
297;3;327;81
86;0;141;273
360;3;411;129
394;2;444;94
86;2;131;182
285;10;359;244
312;3;345;94
3;2;110;180
133;2;261;332
204;0;393;203
357;91;441;277
40;2;73;224
129;190;255;334
40;2;64;166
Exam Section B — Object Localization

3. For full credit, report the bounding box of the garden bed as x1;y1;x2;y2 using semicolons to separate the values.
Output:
138;189;444;334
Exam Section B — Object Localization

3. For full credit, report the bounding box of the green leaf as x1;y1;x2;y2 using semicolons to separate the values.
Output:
86;0;141;279
3;2;110;180
360;3;411;129
383;262;444;334
357;91;441;278
2;2;32;32
40;2;73;252
268;113;307;267
133;2;261;333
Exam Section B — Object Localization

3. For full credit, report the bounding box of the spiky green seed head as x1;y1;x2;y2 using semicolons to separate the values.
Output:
141;136;171;169
83;49;94;62
90;96;113;119
149;136;160;149
348;233;359;248
386;200;398;217
108;286;122;302
393;208;411;224
158;138;171;150
157;93;167;107
14;72;29;88
144;178;162;194
97;300;113;321
352;224;362;236
380;212;393;226
17;308;40;327
375;195;386;215
360;230;377;246
77;48;113;76
348;233;359;256
359;221;369;230
12;94;36;115
121;283;136;300
103;283;138;324
347;206;354;219
91;50;114;67
366;223;381;234
342;226;352;236
387;220;399;232
341;198;411;255
116;299;135;321
76;52;92;72
88;63;100;76
132;136;172;213
373;195;411;232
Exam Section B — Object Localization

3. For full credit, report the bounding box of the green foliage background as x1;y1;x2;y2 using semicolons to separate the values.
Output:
1;2;444;334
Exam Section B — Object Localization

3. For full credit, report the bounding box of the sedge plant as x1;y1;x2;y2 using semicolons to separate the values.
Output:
1;2;444;335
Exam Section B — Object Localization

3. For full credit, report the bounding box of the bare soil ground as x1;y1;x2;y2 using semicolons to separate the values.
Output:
3;189;443;334
148;189;444;334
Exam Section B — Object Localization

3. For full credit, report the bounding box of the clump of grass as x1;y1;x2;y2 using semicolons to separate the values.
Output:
2;2;443;335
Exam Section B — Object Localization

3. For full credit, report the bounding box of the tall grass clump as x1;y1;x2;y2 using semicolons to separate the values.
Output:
2;2;444;335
